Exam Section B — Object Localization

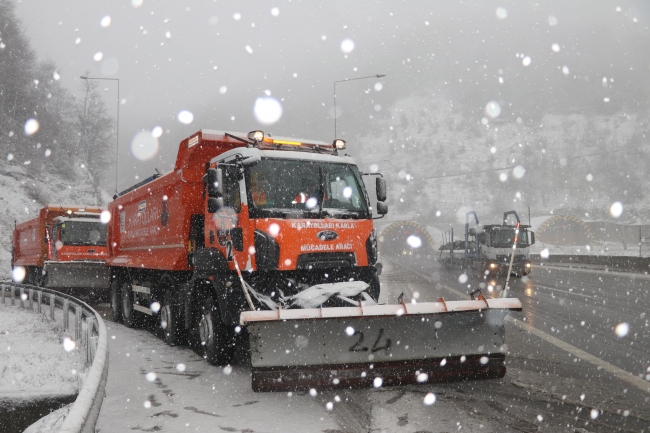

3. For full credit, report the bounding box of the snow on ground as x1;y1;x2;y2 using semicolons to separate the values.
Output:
0;302;81;399
0;161;109;281
94;322;341;433
23;404;71;432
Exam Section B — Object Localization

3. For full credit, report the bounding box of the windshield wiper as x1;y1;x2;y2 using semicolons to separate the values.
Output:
318;166;325;218
322;209;364;219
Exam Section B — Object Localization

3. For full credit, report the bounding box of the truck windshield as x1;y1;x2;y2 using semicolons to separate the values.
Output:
59;221;107;246
490;228;529;248
246;158;370;219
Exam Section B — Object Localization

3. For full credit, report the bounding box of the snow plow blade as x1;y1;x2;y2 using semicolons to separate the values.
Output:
43;261;110;289
240;297;522;392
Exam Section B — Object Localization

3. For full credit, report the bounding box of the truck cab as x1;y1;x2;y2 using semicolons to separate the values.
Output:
196;133;386;310
12;206;110;293
479;224;534;276
49;214;108;260
464;210;535;277
43;213;109;289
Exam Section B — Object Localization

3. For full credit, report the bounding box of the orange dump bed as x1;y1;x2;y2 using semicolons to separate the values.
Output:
107;130;247;271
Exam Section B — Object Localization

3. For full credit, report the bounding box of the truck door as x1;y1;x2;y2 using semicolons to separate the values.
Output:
51;225;59;260
212;163;250;271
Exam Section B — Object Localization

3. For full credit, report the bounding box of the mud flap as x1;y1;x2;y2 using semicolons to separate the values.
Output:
241;298;522;392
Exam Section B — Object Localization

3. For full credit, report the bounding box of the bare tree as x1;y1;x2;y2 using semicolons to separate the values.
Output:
76;75;114;179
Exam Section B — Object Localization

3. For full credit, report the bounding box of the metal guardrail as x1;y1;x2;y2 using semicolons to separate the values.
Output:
0;282;108;433
530;254;650;274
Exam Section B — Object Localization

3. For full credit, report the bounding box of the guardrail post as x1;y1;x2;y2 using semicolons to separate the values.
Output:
62;299;68;330
50;293;55;320
19;287;25;308
37;290;42;314
75;305;82;341
1;284;5;305
28;288;34;310
85;317;91;364
11;285;15;306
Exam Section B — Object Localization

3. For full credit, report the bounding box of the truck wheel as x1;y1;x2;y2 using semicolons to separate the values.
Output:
367;271;380;302
121;282;139;328
110;279;122;323
198;297;233;366
23;267;34;285
161;289;184;346
35;267;46;287
357;267;381;302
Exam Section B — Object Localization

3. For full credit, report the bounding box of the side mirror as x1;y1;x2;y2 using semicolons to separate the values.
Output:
206;168;223;198
530;232;535;245
376;201;388;215
241;155;261;167
207;197;223;213
216;169;223;196
376;177;387;202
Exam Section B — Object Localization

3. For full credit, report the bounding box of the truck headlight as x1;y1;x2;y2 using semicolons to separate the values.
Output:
489;263;497;269
254;229;280;270
525;262;531;268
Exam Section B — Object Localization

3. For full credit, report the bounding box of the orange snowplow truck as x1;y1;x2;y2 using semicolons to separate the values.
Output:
12;205;110;294
107;129;522;392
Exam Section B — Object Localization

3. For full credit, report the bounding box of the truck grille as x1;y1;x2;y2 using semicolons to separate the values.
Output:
496;254;526;263
296;252;357;270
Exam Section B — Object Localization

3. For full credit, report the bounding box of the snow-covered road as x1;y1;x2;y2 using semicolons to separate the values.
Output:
89;256;650;432
95;323;340;433
92;261;495;433
94;316;494;433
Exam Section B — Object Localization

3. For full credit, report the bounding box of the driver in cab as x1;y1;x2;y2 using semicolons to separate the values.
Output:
251;172;269;206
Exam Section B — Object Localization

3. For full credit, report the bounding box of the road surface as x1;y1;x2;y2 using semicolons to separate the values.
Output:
89;256;650;432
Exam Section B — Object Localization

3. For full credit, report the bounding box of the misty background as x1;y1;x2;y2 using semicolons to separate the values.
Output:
3;0;650;229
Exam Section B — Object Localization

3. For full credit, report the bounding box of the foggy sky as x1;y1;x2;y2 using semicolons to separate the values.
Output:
13;0;650;194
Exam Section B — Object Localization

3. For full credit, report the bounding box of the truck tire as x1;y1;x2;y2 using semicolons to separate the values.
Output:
121;282;140;328
357;267;380;302
160;289;184;346
110;279;122;323
23;266;35;285
35;267;46;287
367;270;380;302
198;296;233;366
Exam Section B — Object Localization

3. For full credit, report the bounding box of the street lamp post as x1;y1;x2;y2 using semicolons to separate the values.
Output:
80;76;120;195
334;74;385;138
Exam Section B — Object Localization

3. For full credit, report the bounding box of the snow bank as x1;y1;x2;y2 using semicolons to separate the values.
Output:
23;404;71;433
0;303;80;400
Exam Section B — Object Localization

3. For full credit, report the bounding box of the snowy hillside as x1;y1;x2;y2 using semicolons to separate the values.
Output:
0;161;110;280
352;92;650;230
